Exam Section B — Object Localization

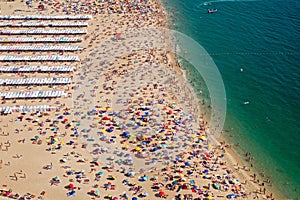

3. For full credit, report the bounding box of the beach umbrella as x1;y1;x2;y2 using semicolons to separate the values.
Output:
227;194;236;199
172;180;178;185
107;128;114;132
102;116;110;120
152;147;159;152
199;136;206;141
132;197;138;200
123;131;130;137
97;171;103;175
185;161;191;166
135;147;141;151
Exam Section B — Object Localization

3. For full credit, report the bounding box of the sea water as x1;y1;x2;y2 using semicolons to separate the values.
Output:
162;0;300;198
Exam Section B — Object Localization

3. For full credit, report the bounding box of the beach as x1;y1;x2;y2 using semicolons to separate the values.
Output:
0;0;283;199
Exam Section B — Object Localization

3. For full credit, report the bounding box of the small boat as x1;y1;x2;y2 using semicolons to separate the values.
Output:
243;101;250;105
208;9;217;14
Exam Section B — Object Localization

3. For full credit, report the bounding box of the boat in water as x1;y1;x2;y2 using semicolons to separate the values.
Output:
208;9;217;14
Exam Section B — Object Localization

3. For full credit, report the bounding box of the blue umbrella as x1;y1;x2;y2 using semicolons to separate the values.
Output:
132;197;138;200
97;171;103;175
107;128;114;133
152;147;159;152
227;194;236;199
124;131;130;137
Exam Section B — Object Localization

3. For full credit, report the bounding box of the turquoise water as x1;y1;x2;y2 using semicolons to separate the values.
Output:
162;0;300;198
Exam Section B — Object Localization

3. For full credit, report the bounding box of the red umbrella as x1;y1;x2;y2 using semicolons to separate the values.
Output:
102;116;110;120
159;191;166;196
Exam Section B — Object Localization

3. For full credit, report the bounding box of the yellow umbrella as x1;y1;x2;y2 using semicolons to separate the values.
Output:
135;147;141;151
199;136;207;140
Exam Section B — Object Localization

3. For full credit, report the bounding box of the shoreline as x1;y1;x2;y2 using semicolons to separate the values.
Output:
0;0;285;199
158;0;286;199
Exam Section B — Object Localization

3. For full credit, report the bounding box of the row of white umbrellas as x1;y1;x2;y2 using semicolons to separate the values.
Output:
0;90;67;99
0;55;80;61
0;29;87;35
0;78;71;85
0;15;92;20
0;37;83;43
0;45;83;51
0;105;55;114
0;22;88;27
0;65;75;72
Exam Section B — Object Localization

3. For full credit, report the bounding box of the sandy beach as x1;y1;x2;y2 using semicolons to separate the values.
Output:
0;0;282;199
